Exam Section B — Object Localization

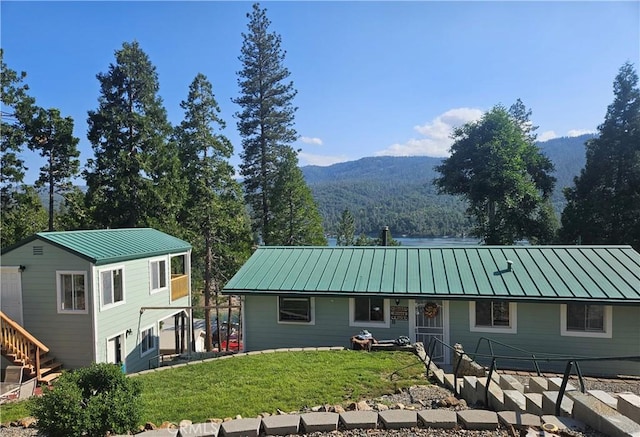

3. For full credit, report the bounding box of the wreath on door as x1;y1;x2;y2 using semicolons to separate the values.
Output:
423;302;439;318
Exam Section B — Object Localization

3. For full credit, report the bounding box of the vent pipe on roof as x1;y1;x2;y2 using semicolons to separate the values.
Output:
506;260;513;272
381;226;390;246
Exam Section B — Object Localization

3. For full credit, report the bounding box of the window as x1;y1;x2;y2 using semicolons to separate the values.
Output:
100;267;124;309
140;326;155;356
469;301;517;333
349;298;390;328
149;259;168;293
56;271;87;313
561;304;612;338
278;297;314;324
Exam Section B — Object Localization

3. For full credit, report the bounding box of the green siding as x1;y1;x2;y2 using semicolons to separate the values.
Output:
1;240;94;369
243;296;409;351
448;301;640;376
94;256;190;373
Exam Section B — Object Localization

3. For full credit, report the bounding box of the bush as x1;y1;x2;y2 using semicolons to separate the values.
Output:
31;363;141;437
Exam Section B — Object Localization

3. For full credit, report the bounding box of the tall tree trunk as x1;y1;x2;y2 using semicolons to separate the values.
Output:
204;229;213;351
48;146;54;231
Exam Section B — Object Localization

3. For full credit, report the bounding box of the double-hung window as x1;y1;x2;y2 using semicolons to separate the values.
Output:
349;297;390;328
470;301;517;333
57;271;87;313
278;297;314;324
561;303;612;338
100;267;124;309
149;258;168;294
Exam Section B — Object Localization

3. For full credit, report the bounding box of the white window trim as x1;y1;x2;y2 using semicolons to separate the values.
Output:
469;301;518;334
277;296;316;325
349;298;391;328
56;271;88;314
98;265;126;311
139;324;157;358
148;257;169;295
560;304;612;339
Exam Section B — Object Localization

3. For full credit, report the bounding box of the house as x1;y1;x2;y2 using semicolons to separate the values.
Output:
222;245;640;377
1;228;192;381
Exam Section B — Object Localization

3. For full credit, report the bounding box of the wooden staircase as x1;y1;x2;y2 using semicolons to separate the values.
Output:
1;311;62;384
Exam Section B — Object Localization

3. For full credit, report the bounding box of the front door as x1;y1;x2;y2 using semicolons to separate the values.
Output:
412;299;449;365
106;334;124;366
1;267;23;325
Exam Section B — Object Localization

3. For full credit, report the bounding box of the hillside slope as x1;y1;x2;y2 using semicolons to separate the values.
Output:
302;134;592;237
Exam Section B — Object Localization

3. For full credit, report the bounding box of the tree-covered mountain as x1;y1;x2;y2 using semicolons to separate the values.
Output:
302;134;593;237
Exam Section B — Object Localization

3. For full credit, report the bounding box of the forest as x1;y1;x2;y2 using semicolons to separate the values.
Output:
305;134;593;237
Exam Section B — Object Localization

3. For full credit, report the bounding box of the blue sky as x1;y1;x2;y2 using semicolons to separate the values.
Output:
2;1;639;184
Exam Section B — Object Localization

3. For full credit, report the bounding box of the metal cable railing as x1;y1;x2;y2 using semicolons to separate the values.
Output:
424;336;640;415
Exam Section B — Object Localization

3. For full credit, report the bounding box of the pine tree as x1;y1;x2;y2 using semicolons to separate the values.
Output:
267;149;327;246
176;73;252;350
234;3;298;243
560;62;640;250
85;41;178;230
434;104;556;245
0;50;47;246
336;209;356;246
26;107;80;231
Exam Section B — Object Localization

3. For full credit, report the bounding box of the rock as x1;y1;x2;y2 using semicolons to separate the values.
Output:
260;412;271;418
437;399;449;407
179;419;192;428
20;417;37;428
223;417;233;422
392;402;406;410
445;396;460;406
357;400;372;411
376;403;389;411
334;405;346;414
347;402;358;411
311;405;323;412
235;414;242;420
144;422;157;430
208;418;223;424
276;409;287;415
159;421;176;429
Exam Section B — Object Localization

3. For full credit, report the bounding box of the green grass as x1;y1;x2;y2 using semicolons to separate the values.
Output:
138;350;427;424
0;350;428;425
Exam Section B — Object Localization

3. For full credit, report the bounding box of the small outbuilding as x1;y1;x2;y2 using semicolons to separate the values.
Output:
223;245;640;377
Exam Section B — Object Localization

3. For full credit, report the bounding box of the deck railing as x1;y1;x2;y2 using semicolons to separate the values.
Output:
0;311;49;380
170;274;189;301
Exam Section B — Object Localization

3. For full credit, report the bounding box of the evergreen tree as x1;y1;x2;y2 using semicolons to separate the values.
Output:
26;107;80;231
85;41;178;230
234;3;298;243
560;62;640;250
176;73;252;350
336;209;356;246
0;50;47;246
434;104;556;245
268;149;327;246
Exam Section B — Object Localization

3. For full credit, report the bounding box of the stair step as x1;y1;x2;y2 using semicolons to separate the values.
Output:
39;372;62;384
40;362;63;374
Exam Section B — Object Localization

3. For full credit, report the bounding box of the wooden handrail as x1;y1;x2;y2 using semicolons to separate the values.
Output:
1;310;49;380
0;311;49;352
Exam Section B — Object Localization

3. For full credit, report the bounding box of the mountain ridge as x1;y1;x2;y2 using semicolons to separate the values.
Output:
301;134;594;237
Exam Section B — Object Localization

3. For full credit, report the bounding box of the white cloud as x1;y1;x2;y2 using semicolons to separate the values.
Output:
567;129;596;137
298;151;349;167
375;107;484;158
300;136;323;146
538;130;558;142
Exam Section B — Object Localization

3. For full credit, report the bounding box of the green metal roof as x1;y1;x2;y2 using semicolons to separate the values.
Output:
223;246;640;304
20;228;191;266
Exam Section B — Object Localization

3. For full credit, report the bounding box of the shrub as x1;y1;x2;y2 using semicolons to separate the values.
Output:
31;363;141;437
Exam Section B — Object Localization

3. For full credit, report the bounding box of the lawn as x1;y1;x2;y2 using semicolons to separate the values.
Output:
1;350;428;425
